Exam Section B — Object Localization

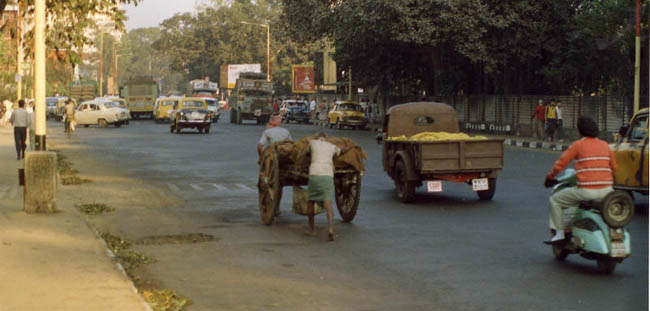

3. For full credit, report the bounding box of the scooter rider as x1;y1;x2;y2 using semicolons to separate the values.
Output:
544;116;617;245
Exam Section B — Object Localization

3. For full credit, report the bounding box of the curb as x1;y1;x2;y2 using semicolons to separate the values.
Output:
503;138;568;151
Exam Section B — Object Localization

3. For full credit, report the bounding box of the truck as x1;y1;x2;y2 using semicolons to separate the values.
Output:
188;79;220;122
119;76;159;119
379;102;504;202
228;72;273;125
69;81;97;104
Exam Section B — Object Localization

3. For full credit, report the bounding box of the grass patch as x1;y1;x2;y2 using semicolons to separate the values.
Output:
100;233;191;311
55;152;79;175
142;289;190;311
77;203;115;215
61;175;91;185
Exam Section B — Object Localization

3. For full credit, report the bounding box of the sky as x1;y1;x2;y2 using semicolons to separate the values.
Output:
123;0;210;30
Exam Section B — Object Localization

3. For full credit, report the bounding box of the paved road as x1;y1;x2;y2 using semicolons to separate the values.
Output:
48;114;648;311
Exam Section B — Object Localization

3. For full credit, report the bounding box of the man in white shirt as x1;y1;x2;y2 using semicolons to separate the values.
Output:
309;98;316;119
9;99;31;160
306;133;348;241
257;113;292;156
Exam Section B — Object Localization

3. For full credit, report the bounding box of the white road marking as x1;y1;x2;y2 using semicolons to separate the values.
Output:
167;183;180;191
211;184;227;191
236;184;255;192
190;184;204;191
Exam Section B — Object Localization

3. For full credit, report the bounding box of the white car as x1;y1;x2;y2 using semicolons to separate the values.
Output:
203;97;220;122
75;99;130;128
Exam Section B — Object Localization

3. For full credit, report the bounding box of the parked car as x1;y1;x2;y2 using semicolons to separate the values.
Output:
154;97;180;123
284;105;310;124
169;97;212;134
46;97;58;119
203;97;221;123
75;99;129;128
610;107;649;196
328;101;367;130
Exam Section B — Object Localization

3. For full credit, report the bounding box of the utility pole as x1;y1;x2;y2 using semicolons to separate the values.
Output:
348;67;352;100
34;0;46;150
98;31;103;97
112;40;117;94
16;0;22;100
633;0;640;114
266;24;270;82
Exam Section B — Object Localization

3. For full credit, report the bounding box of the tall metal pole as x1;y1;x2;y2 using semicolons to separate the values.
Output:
98;32;103;97
633;0;640;114
348;67;352;100
266;24;270;82
34;0;46;150
16;0;22;100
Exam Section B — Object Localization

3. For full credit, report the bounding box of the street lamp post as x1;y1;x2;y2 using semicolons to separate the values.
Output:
241;21;270;81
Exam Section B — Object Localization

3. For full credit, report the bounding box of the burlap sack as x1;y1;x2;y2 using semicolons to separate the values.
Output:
292;186;323;215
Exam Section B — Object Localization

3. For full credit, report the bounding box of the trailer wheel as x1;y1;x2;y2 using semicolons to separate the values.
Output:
394;159;416;203
476;178;497;200
335;172;361;222
258;148;281;225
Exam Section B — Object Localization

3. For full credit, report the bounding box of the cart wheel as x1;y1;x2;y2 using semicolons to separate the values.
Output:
258;148;281;225
335;172;361;222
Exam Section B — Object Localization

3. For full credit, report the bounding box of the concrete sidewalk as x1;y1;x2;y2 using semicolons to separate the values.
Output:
311;119;572;151
0;126;149;311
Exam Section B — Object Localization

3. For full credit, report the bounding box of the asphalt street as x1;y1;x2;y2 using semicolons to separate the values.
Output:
47;113;648;311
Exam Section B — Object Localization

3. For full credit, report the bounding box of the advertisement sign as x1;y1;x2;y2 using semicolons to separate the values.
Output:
292;65;316;94
226;64;261;89
322;44;337;91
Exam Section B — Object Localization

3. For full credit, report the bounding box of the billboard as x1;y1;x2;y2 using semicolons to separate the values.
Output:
224;64;261;89
292;65;316;94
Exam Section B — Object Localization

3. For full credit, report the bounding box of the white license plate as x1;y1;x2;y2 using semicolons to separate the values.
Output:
610;241;627;257
254;109;262;116
427;181;442;192
472;178;489;191
189;119;203;123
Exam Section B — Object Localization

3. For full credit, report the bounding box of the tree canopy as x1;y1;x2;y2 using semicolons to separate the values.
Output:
281;0;648;97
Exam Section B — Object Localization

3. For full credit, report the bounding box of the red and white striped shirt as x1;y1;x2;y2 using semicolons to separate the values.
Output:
547;137;617;189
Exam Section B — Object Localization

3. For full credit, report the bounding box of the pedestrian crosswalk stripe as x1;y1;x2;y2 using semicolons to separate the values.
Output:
167;183;180;191
190;184;203;191
211;184;227;191
236;183;255;192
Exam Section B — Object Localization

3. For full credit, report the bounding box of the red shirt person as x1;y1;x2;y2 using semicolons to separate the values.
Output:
531;100;546;140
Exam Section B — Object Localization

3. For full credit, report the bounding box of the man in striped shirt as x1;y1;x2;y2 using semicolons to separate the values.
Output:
544;116;617;244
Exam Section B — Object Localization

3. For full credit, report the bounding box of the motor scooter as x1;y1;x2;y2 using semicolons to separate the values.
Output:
546;169;635;273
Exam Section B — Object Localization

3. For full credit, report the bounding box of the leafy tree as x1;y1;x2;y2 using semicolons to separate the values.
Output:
281;0;647;97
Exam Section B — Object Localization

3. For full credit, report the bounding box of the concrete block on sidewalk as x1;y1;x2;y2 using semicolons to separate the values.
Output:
24;151;57;213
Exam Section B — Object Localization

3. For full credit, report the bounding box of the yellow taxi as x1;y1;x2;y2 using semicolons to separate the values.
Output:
328;100;367;130
154;97;180;123
610;107;648;196
169;97;213;134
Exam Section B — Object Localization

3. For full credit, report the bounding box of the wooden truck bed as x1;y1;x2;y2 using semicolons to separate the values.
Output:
392;139;504;173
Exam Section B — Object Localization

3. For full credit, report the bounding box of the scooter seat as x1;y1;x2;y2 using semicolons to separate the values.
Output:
579;200;600;210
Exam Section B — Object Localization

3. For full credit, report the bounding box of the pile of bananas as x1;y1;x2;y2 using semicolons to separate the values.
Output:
388;132;487;141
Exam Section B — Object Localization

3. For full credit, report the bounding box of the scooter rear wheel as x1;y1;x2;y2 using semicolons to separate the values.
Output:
600;191;634;228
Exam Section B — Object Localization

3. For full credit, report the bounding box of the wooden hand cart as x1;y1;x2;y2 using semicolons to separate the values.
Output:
257;144;362;225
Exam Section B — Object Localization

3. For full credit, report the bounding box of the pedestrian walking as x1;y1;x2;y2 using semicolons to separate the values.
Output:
9;99;31;160
309;97;316;119
272;99;280;113
306;132;348;241
555;100;564;142
531;99;546;140
545;100;558;141
28;101;35;150
257;113;292;156
64;99;76;139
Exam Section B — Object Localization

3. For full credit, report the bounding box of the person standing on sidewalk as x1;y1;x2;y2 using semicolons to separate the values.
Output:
9;99;30;160
555;100;564;142
531;99;546;140
545;100;558;141
27;101;35;150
